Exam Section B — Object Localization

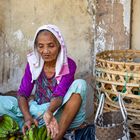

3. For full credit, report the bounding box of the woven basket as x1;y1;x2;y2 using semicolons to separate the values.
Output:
96;49;140;72
95;50;140;140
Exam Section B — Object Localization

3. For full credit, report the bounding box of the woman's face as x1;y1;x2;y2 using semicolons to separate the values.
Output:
36;31;60;62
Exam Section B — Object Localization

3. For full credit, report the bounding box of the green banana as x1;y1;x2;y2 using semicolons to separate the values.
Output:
25;129;29;139
0;132;7;138
0;125;9;135
29;125;37;140
23;135;28;140
0;114;19;137
3;114;19;132
28;127;34;140
0;114;20;140
12;120;19;131
22;128;29;140
0;121;13;132
38;125;46;139
46;134;51;140
0;119;9;135
2;114;14;128
34;126;39;140
41;127;47;140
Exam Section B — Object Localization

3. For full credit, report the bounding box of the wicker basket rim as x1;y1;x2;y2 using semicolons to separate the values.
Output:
96;58;140;66
96;49;140;66
96;49;140;56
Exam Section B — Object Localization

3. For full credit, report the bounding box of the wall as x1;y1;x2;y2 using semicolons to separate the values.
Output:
93;0;131;72
0;0;93;93
131;0;140;50
0;0;132;92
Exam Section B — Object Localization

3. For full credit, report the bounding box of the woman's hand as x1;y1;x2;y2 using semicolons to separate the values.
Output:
22;117;38;135
43;110;59;139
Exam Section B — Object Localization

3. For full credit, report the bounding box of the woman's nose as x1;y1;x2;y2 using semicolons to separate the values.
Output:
43;48;50;54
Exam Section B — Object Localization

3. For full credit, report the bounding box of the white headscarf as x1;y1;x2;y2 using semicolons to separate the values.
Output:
27;24;70;84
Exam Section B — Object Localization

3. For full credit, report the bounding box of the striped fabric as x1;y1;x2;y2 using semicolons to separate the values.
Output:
34;70;57;104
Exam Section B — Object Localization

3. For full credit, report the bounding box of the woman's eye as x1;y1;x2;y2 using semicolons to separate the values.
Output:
49;44;54;48
38;45;43;48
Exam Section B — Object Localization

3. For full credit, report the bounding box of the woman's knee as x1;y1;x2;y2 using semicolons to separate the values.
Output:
68;94;82;105
71;79;87;100
72;79;87;90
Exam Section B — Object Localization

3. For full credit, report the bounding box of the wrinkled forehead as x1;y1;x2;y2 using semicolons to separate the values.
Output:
35;29;58;44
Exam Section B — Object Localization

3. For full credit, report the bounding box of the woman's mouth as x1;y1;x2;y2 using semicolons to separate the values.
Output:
43;55;50;58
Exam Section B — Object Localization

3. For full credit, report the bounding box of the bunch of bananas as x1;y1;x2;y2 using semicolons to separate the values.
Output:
23;125;51;140
0;114;19;140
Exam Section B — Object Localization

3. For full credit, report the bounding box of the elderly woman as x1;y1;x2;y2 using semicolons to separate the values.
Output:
1;24;87;140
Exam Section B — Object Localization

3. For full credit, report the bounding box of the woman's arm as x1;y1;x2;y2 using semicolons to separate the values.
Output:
43;58;77;138
17;63;36;134
18;96;32;121
43;97;62;138
45;58;76;114
18;96;38;134
48;97;62;113
47;58;76;114
17;63;34;115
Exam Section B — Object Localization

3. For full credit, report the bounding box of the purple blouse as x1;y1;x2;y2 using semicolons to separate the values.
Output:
17;58;76;102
